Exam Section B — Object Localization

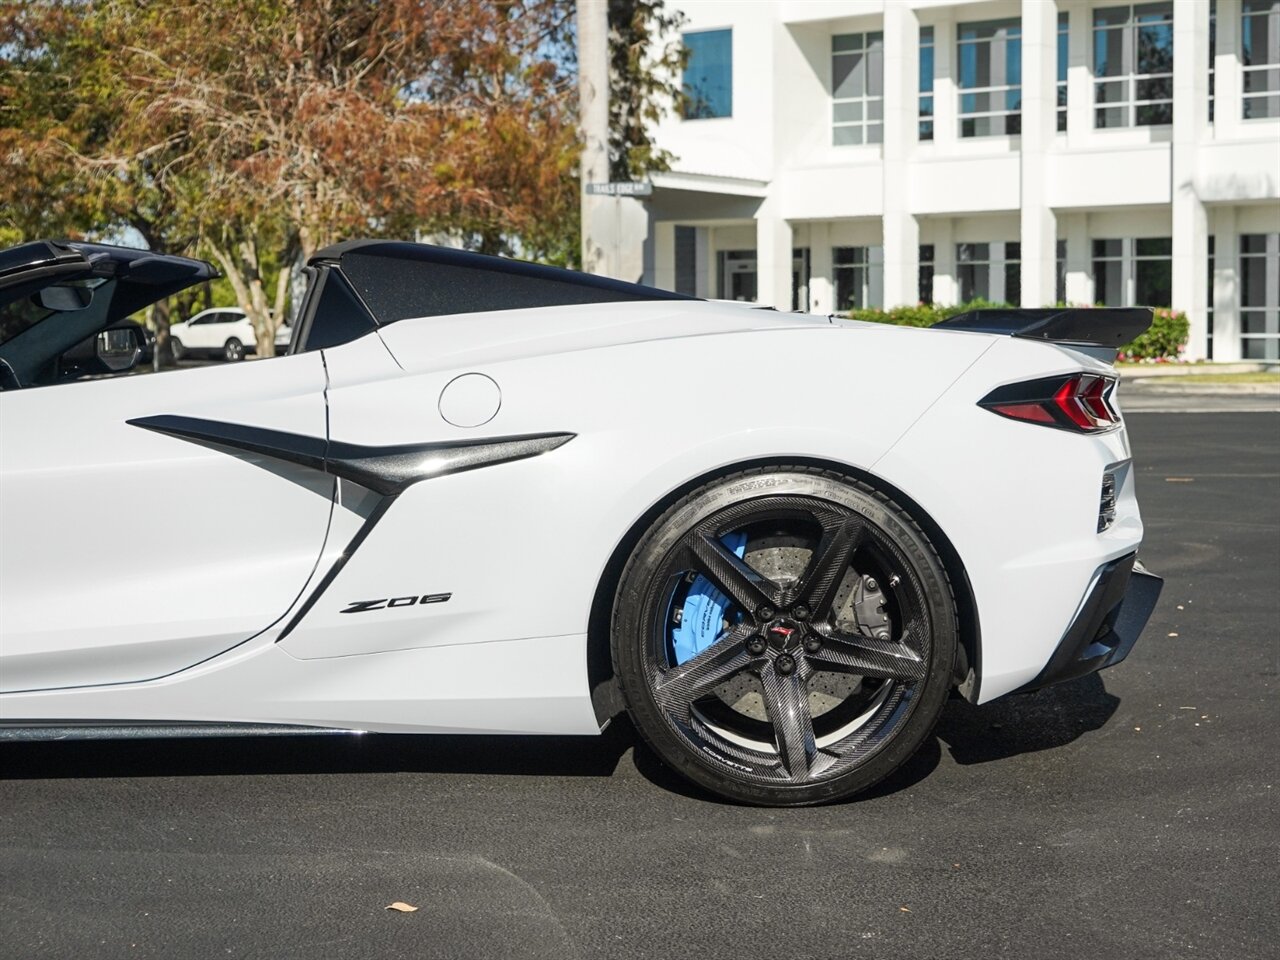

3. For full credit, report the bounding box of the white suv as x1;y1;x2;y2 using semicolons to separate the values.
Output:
169;308;291;362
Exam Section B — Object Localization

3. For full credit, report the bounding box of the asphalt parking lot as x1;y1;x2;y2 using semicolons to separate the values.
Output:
1;410;1276;960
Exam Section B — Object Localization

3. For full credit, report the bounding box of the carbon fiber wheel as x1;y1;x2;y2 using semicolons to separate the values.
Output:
613;467;957;806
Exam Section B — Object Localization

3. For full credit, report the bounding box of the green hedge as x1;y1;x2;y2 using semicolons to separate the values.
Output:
842;301;1189;360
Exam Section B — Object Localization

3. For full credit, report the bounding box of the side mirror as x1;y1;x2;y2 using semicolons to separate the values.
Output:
57;324;146;381
95;325;144;372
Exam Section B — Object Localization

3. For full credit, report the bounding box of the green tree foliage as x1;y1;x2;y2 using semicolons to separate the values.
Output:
607;0;688;181
0;0;594;352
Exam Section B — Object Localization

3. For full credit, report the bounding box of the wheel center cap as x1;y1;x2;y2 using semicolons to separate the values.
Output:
764;618;804;651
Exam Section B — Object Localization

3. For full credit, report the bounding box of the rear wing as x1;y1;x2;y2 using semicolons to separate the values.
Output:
934;307;1153;348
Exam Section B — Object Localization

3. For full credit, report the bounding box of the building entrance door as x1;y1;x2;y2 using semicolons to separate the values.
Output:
718;250;757;301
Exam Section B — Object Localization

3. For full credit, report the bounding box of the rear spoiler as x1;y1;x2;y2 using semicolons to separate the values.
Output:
934;307;1153;348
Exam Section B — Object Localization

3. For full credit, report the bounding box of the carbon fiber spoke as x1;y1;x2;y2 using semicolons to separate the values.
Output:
685;531;780;613
654;625;758;717
798;516;865;620
760;661;818;780
809;626;926;682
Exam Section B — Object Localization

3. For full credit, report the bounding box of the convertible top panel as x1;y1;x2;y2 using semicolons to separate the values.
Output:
311;239;694;325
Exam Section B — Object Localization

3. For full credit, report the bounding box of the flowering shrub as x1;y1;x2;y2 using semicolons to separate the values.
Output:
1115;308;1189;361
843;302;1188;360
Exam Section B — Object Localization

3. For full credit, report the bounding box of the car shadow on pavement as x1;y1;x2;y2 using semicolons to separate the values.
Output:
0;676;1117;800
629;674;1120;805
934;673;1120;766
0;719;636;782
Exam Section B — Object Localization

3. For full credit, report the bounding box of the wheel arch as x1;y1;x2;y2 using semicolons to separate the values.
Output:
586;456;982;726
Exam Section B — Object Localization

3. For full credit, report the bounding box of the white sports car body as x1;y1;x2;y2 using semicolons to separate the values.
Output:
0;239;1161;805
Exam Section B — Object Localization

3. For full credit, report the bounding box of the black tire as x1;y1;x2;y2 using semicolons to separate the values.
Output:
170;337;185;361
223;337;244;362
612;466;957;807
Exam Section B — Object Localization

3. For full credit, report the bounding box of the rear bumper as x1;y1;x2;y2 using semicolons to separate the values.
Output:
1015;553;1163;693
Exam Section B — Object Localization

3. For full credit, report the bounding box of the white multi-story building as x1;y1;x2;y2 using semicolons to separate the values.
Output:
616;0;1280;360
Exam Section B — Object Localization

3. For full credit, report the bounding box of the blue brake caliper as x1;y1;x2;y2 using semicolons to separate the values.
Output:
672;531;748;665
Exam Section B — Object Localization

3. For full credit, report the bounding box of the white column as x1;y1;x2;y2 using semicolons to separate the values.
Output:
882;2;920;307
1213;208;1241;360
705;227;719;297
1214;0;1243;141
653;221;676;292
809;223;834;314
1065;0;1092;147
576;0;610;275
1063;211;1091;304
1021;0;1059;308
755;201;793;309
932;217;958;305
933;16;959;149
1172;0;1210;360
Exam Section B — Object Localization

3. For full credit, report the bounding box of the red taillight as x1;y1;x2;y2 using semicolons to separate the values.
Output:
980;374;1120;433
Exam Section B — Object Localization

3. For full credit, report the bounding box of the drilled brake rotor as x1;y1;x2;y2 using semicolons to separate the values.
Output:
710;535;891;721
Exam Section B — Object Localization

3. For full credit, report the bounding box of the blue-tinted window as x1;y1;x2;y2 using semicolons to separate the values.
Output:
920;26;935;140
1058;12;1068;131
683;29;733;119
957;18;1022;137
1243;0;1280;118
832;32;884;145
1093;3;1174;127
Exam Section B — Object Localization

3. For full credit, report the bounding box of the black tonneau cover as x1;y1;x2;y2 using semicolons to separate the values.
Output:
935;307;1153;348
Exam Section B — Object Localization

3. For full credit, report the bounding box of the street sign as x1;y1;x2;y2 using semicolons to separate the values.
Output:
585;181;653;197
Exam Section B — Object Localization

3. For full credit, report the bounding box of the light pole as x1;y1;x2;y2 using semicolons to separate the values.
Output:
576;0;610;276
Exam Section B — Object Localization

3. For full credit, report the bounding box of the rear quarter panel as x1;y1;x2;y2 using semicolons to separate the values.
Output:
279;314;996;674
873;335;1144;700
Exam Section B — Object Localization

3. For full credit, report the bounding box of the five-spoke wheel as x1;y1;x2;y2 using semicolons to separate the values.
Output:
613;468;956;806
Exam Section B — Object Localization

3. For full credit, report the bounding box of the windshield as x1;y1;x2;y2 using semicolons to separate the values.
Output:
0;278;118;387
0;278;108;347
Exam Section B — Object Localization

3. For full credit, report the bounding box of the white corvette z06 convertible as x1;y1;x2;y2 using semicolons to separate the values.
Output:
0;239;1162;806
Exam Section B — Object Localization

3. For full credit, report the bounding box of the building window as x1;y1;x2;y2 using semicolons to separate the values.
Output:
920;27;935;140
675;227;697;296
1058;12;1069;131
682;29;732;119
1092;237;1172;306
1134;237;1172;305
958;18;1022;137
1004;242;1022;305
833;246;883;310
1240;233;1280;360
958;243;991;302
1093;3;1174;128
1210;0;1217;122
832;32;884;145
1243;0;1280;119
957;242;1020;303
919;245;935;304
1207;235;1215;359
1056;239;1067;304
793;248;810;312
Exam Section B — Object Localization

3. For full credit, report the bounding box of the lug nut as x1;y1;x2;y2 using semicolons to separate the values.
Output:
865;577;878;592
746;635;767;656
776;654;796;675
757;605;775;621
804;636;822;654
792;604;810;621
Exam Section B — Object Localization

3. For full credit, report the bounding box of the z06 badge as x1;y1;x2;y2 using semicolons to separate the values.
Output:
340;593;452;614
